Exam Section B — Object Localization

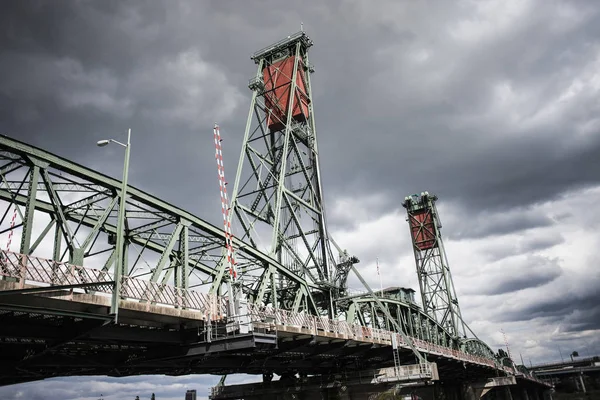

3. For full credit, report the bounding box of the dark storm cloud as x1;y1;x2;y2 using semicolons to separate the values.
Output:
3;0;600;222
1;0;600;392
446;206;556;240
486;264;562;295
496;286;600;329
463;254;563;296
310;0;600;212
474;230;566;263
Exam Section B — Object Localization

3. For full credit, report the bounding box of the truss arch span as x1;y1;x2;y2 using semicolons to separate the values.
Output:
0;135;324;312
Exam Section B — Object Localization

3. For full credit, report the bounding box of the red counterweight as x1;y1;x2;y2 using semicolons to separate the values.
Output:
262;55;310;131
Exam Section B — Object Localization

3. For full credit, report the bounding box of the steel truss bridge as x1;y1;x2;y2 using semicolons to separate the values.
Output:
0;31;549;398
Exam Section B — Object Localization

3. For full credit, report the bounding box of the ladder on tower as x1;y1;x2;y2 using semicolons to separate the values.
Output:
392;334;401;377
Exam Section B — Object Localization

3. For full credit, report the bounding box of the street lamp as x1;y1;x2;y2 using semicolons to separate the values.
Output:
97;128;131;322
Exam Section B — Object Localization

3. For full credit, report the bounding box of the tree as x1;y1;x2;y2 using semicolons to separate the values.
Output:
151;394;155;400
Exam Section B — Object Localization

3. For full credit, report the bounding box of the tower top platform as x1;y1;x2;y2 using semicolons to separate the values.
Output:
251;31;313;63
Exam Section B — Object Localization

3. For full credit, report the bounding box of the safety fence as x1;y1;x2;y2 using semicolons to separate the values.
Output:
0;251;224;318
246;304;496;369
0;251;547;385
377;362;434;382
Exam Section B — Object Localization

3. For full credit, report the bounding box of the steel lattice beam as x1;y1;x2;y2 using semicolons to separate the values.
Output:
0;134;318;306
0;31;505;386
228;31;339;316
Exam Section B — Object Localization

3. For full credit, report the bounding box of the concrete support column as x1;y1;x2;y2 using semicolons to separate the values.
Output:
463;385;478;400
578;374;587;393
542;390;553;400
443;385;461;400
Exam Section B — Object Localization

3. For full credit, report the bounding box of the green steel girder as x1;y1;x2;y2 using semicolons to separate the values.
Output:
342;296;456;349
0;188;217;278
461;338;496;360
0;136;312;280
41;168;77;250
28;217;55;253
0;30;502;366
149;222;183;282
403;193;466;339
0;134;319;308
229;32;335;316
19;164;39;255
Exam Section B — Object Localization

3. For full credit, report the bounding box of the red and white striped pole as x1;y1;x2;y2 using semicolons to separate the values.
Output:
213;123;237;280
376;256;383;295
5;206;17;252
502;328;512;360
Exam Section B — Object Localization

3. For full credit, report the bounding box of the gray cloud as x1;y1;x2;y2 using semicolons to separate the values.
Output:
0;374;219;400
445;206;557;240
480;231;566;263
462;254;563;296
487;262;562;295
499;289;600;329
4;0;600;216
1;0;600;396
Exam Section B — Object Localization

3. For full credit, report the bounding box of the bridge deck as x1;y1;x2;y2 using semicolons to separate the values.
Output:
0;251;547;388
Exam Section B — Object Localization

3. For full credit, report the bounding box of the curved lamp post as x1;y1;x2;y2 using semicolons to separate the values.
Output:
97;129;131;322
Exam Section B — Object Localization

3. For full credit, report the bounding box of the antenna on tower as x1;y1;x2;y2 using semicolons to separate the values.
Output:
301;21;304;32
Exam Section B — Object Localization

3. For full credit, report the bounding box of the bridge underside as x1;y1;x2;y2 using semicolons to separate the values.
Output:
211;376;553;400
0;282;500;387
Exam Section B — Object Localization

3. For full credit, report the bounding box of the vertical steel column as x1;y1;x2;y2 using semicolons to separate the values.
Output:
180;222;189;291
228;31;336;315
19;165;40;255
110;129;131;322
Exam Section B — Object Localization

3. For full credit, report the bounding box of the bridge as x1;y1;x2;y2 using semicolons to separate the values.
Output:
529;357;600;394
0;31;551;400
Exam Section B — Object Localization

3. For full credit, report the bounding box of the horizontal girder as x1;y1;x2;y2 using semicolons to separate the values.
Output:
0;135;320;306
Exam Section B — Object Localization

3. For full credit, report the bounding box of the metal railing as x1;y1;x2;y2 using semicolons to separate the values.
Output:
0;251;113;290
0;250;549;385
0;251;224;318
377;363;433;382
246;304;497;369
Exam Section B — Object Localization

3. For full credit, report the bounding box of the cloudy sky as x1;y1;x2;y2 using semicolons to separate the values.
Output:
1;0;600;398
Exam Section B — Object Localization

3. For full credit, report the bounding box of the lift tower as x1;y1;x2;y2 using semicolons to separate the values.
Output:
403;192;466;339
228;32;338;315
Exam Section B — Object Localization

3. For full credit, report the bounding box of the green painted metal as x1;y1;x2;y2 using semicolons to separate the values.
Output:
111;128;131;321
228;31;338;316
351;264;425;362
19;164;39;255
149;223;183;282
0;135;319;305
0;135;307;284
0;32;501;364
0;281;115;296
403;192;466;339
180;222;190;291
28;218;55;254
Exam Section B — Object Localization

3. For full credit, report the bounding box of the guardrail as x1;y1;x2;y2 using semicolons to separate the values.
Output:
0;251;550;386
246;304;497;369
0;251;224;318
376;363;434;383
